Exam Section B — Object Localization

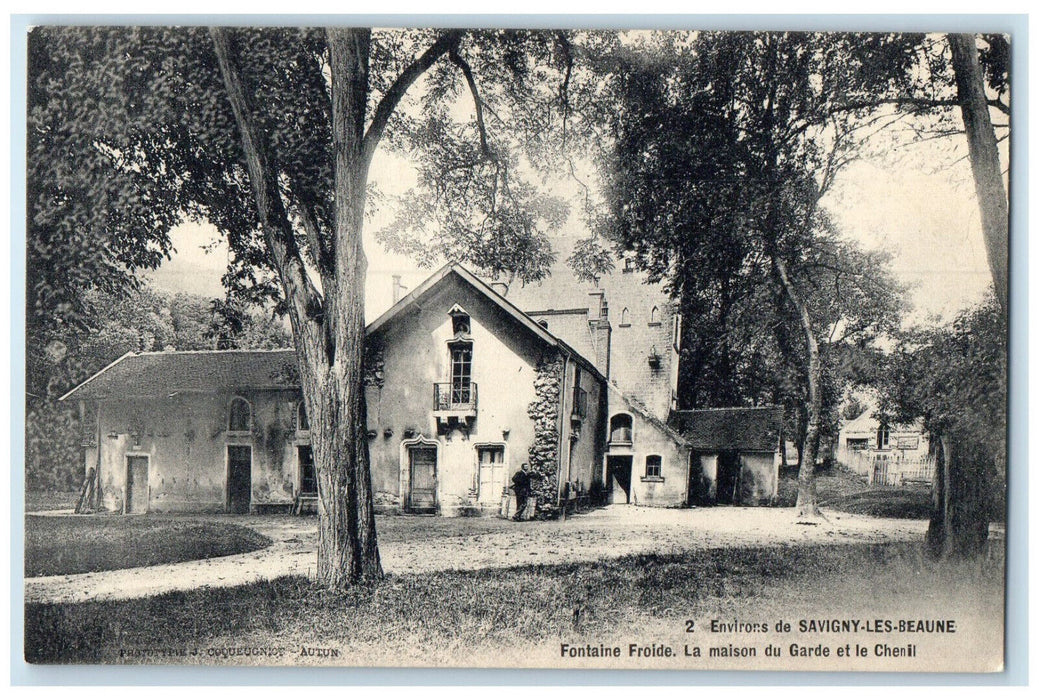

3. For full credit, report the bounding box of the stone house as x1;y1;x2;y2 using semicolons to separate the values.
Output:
61;264;608;516
62;245;784;515
59;349;308;514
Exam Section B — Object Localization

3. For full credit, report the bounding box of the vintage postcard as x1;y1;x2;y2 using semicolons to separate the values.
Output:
21;22;1011;674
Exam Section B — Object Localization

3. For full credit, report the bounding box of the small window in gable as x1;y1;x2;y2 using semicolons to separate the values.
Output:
228;397;251;432
649;306;660;325
645;455;662;478
449;304;471;337
620;308;630;326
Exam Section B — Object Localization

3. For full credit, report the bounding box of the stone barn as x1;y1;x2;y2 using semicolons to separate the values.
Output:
60;349;311;514
670;406;784;506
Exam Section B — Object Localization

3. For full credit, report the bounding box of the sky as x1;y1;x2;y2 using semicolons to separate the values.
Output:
145;51;998;327
148;147;995;327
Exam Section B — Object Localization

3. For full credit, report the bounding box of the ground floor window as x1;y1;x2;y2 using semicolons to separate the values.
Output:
645;454;662;478
847;437;869;450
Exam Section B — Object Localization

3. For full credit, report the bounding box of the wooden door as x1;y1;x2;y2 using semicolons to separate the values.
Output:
408;447;437;512
477;447;506;505
298;445;316;494
606;456;632;504
126;456;149;514
227;445;252;514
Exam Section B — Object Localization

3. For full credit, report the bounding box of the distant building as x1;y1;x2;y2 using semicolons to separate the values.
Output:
836;397;932;486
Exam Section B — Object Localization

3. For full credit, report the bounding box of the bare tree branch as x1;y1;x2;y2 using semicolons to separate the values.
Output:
448;46;493;159
361;30;463;169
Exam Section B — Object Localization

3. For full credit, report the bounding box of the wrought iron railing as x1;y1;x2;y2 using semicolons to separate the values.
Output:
433;382;478;411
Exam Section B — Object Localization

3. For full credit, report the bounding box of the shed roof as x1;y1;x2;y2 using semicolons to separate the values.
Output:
669;406;784;453
60;349;300;401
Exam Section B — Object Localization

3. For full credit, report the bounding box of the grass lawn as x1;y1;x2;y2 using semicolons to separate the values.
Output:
822;487;933;519
25;491;79;512
25;541;1004;667
777;466;932;519
25;515;272;578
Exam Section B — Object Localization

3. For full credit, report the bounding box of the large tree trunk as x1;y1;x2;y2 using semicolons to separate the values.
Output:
948;33;1009;316
926;431;992;558
320;28;382;586
212;27;383;588
773;257;822;519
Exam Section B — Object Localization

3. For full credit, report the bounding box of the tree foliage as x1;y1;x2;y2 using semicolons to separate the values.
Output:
881;299;1006;555
594;32;910;512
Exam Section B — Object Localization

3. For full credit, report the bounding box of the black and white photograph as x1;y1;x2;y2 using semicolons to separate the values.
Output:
18;19;1013;674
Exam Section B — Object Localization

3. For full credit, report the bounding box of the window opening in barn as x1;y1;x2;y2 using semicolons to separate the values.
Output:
609;414;633;444
228;397;251;432
298;445;316;494
645;455;662;478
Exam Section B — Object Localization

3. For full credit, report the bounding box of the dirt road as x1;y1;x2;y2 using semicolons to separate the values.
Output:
24;505;928;604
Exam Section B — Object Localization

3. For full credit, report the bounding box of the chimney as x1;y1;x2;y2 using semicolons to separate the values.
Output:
392;275;407;304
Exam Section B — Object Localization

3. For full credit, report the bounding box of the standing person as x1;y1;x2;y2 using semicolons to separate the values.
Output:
511;463;532;521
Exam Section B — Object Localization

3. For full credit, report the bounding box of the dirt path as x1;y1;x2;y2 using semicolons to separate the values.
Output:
23;505;927;604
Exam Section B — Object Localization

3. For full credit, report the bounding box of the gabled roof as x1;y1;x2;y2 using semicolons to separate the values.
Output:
60;349;299;401
367;262;605;381
61;264;608;402
669;406;784;453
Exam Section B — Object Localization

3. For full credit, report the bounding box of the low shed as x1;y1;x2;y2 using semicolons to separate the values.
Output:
670;406;784;506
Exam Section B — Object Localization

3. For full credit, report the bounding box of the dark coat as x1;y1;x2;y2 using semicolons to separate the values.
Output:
511;469;531;494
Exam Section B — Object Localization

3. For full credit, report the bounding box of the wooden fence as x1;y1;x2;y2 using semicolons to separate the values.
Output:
844;451;936;487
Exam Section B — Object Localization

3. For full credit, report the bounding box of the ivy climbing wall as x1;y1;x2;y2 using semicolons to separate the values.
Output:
527;353;563;511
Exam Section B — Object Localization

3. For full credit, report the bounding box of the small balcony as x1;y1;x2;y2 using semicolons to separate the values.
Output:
433;382;478;430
